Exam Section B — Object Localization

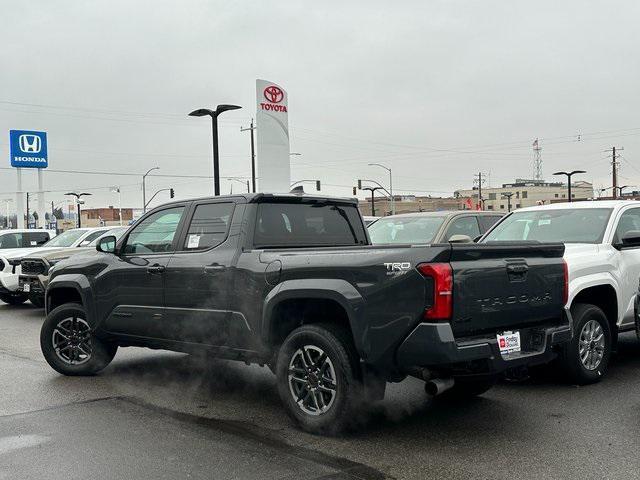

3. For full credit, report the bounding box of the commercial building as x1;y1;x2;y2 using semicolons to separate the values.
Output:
80;207;136;227
358;195;465;216
454;179;594;212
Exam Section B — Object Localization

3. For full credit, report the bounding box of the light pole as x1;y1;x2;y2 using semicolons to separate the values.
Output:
362;186;384;216
110;186;123;226
368;163;394;214
65;192;92;228
189;104;242;196
616;185;629;197
553;170;586;203
142;167;159;213
501;192;514;212
229;177;251;193
1;199;13;228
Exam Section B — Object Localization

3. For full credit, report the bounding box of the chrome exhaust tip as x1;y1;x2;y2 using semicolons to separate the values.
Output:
425;378;455;396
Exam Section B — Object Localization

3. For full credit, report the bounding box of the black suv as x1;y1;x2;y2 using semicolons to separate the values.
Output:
41;194;570;433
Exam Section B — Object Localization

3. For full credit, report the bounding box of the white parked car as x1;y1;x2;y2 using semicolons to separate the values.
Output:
481;200;640;384
0;227;113;305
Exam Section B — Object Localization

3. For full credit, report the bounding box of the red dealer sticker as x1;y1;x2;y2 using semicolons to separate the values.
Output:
260;85;287;112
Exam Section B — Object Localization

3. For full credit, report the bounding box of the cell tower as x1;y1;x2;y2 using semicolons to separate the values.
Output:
532;138;542;181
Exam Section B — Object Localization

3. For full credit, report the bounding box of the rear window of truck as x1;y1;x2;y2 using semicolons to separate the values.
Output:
254;202;367;247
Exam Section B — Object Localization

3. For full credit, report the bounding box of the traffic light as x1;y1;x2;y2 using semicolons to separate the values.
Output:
357;179;362;190
315;180;321;191
170;188;175;198
352;186;357;195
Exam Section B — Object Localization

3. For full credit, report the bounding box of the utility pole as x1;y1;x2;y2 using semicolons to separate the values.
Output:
26;192;30;227
474;172;485;210
606;147;623;199
362;186;383;216
240;119;257;193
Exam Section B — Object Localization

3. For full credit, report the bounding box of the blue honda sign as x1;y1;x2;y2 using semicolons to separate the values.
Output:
9;130;48;168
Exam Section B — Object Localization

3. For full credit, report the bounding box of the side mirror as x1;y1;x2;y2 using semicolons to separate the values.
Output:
619;230;640;249
96;235;117;253
448;234;473;244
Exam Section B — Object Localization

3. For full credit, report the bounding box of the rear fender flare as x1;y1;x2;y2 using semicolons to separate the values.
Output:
262;279;365;352
569;274;619;323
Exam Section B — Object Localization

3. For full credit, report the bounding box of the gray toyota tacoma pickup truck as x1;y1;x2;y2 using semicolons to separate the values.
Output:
41;193;570;433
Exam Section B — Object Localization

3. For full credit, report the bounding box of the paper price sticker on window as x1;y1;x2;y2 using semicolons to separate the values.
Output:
187;234;201;249
497;331;521;355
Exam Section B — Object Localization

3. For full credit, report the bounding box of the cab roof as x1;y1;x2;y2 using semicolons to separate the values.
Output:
516;200;639;212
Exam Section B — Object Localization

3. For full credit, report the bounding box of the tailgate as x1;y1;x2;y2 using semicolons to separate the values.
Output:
449;242;565;337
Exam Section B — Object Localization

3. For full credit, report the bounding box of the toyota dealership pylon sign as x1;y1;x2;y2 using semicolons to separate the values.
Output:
256;79;290;192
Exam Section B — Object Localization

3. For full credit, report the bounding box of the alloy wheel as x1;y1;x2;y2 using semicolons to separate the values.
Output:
288;345;337;415
51;317;92;365
579;319;605;371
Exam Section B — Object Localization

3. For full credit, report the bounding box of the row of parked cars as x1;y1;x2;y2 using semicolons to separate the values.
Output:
0;226;127;306
2;196;639;434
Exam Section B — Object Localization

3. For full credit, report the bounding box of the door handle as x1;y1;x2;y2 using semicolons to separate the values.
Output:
204;265;226;274
147;264;166;275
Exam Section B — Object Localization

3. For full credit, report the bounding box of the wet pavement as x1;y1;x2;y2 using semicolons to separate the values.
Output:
1;303;640;479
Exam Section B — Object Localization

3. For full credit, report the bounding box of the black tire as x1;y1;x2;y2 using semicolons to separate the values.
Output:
276;323;361;435
29;295;45;308
40;302;117;376
434;376;496;401
559;303;611;385
0;291;28;305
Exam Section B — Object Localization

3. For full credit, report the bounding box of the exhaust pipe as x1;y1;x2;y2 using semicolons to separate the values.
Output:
425;378;455;396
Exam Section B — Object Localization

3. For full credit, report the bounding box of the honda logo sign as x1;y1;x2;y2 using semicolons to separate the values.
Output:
9;130;48;168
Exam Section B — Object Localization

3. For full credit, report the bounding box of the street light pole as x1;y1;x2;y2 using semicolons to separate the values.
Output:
65;192;92;228
189;104;242;196
501;192;514;212
240;119;257;192
142;167;159;213
616;185;629;197
553;170;586;203
362;186;383;216
368;163;394;214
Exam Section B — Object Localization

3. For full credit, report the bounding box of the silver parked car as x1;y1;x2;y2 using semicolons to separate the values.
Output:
368;211;504;244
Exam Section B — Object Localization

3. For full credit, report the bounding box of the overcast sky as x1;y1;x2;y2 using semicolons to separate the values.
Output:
1;0;639;213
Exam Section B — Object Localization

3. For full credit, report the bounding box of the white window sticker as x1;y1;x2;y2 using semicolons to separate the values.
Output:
187;234;201;249
30;241;37;246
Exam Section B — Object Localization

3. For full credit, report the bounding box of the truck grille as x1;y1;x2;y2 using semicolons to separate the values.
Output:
21;259;47;276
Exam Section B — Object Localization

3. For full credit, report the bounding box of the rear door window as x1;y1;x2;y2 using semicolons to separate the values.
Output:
443;216;481;241
254;202;366;247
25;232;51;246
183;203;235;251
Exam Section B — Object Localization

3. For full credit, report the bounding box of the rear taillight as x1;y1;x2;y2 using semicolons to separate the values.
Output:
562;260;569;305
417;263;453;321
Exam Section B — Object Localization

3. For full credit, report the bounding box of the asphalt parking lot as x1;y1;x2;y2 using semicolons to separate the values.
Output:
1;303;640;480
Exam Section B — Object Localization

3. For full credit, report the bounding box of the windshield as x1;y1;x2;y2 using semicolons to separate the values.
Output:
368;216;446;244
42;229;89;248
87;227;128;246
483;208;613;244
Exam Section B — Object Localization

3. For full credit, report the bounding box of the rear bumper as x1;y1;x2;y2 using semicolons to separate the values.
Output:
396;307;573;375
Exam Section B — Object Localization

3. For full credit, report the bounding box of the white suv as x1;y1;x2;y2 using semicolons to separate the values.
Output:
481;200;640;384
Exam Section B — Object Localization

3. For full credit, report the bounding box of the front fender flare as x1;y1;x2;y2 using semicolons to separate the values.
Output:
262;279;365;353
46;274;94;319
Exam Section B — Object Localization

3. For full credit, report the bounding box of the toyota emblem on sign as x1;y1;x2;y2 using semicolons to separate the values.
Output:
264;86;284;103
